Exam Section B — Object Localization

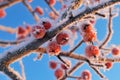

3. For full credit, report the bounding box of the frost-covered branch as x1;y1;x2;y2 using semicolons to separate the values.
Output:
0;40;23;47
61;62;84;80
2;66;23;80
0;25;16;34
99;7;113;49
0;0;22;9
19;60;26;80
0;0;119;67
0;0;119;80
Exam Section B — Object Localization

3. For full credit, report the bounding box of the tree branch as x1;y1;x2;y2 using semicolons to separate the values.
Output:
61;62;84;80
44;0;59;16
99;7;113;49
22;0;39;22
2;66;23;80
0;0;22;9
0;0;119;71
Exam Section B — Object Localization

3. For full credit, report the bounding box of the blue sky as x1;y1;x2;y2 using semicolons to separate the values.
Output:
0;0;120;80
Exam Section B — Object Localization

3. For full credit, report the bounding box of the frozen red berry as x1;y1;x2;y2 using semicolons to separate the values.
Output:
81;70;91;80
49;61;57;69
82;31;96;42
16;26;28;40
32;25;46;39
54;68;64;79
56;32;69;45
85;45;100;58
81;24;93;32
105;62;112;69
42;21;52;30
112;47;120;56
47;41;61;56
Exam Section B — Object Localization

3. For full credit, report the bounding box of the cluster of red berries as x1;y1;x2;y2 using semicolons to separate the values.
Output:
47;31;69;56
32;20;52;39
49;59;71;79
80;23;96;42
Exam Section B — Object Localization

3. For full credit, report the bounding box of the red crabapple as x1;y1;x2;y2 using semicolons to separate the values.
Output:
111;47;120;56
0;9;6;18
42;21;52;30
85;45;100;58
32;25;46;39
81;24;93;32
82;31;96;42
49;61;57;69
54;68;64;79
81;70;91;80
48;0;56;6
105;62;112;69
56;32;69;45
16;26;28;40
34;6;43;15
47;41;61;56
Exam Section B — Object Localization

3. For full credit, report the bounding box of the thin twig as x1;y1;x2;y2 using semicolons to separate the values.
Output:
67;75;82;79
0;0;22;9
19;60;26;80
0;25;16;34
61;62;84;80
90;66;105;78
22;0;39;22
68;40;84;55
2;67;23;80
95;12;106;17
44;0;59;16
99;7;113;49
57;55;69;67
